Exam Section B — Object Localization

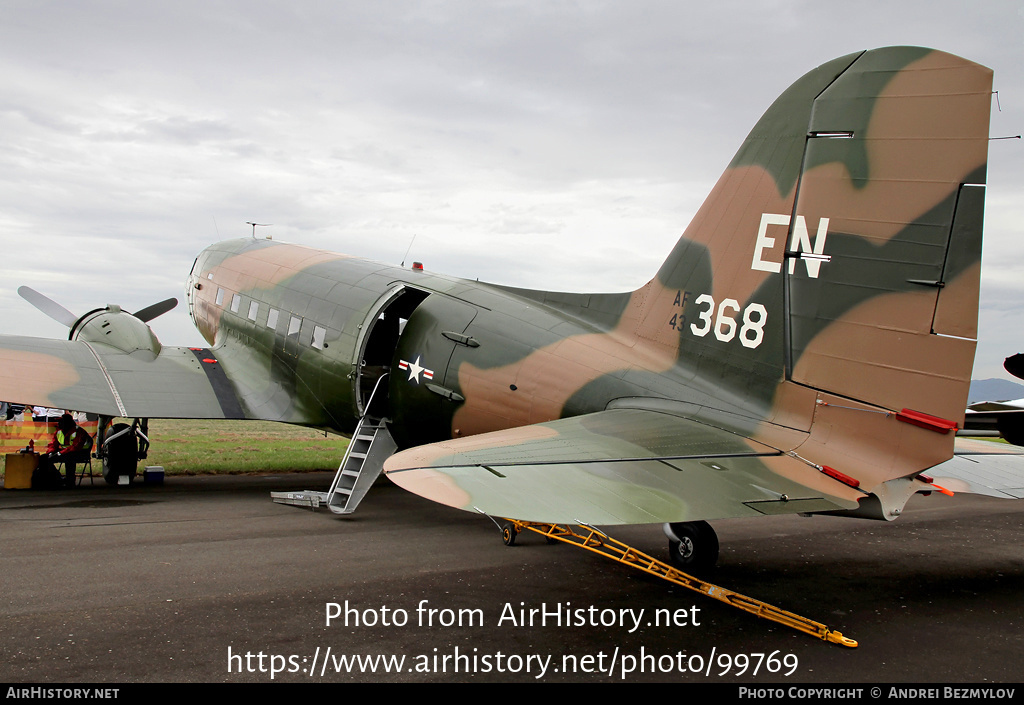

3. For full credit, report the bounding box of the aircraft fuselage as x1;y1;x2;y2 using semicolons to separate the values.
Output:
185;237;663;449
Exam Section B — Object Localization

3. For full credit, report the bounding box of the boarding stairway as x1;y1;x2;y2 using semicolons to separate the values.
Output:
271;374;396;513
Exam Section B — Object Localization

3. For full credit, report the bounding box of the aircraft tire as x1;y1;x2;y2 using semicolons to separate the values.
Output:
501;522;518;546
667;521;719;572
102;422;139;485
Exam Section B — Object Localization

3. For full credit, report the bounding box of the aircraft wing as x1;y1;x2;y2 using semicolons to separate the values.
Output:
0;335;243;420
384;408;862;525
928;438;1024;499
966;400;1024;413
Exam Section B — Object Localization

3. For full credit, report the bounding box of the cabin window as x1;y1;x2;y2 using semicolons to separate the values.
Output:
216;288;224;306
248;301;259;321
311;325;327;350
287;316;302;339
267;308;279;330
231;294;241;313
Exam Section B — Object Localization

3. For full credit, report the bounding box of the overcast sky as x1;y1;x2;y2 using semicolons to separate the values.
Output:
1;1;1021;381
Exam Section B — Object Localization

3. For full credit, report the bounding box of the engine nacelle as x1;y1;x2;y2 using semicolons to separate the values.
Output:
70;305;163;359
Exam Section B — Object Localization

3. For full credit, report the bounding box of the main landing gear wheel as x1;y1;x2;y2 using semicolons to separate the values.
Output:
102;422;139;486
664;521;719;572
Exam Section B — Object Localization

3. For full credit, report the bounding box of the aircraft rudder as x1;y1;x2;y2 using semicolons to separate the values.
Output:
787;47;992;423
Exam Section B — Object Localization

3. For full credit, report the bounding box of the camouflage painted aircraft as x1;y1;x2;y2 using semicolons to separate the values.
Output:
0;47;1010;568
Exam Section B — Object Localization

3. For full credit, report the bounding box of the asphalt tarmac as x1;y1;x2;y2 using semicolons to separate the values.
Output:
1;472;1021;683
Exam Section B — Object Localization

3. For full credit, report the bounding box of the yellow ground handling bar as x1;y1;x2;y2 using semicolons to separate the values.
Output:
503;519;858;649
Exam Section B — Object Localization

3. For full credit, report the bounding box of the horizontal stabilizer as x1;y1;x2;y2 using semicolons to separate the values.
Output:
384;408;859;524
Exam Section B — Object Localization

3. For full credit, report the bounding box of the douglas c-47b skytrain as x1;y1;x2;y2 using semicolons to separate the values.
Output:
3;46;1019;572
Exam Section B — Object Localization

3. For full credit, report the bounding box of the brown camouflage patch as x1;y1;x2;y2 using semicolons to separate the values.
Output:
792;289;976;424
192;241;353;344
452;288;677;436
383;466;473;509
0;349;82;407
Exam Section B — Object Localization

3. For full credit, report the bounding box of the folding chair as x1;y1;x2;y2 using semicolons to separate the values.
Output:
75;456;96;486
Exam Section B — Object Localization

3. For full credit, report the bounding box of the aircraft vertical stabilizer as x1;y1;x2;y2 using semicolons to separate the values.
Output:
638;48;990;428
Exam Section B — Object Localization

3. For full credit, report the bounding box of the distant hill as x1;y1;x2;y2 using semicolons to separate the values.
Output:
968;378;1024;404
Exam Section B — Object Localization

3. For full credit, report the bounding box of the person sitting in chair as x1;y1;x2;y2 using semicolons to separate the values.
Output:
38;413;93;488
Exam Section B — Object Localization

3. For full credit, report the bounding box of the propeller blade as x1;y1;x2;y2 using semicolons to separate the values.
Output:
132;297;178;322
17;286;79;328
